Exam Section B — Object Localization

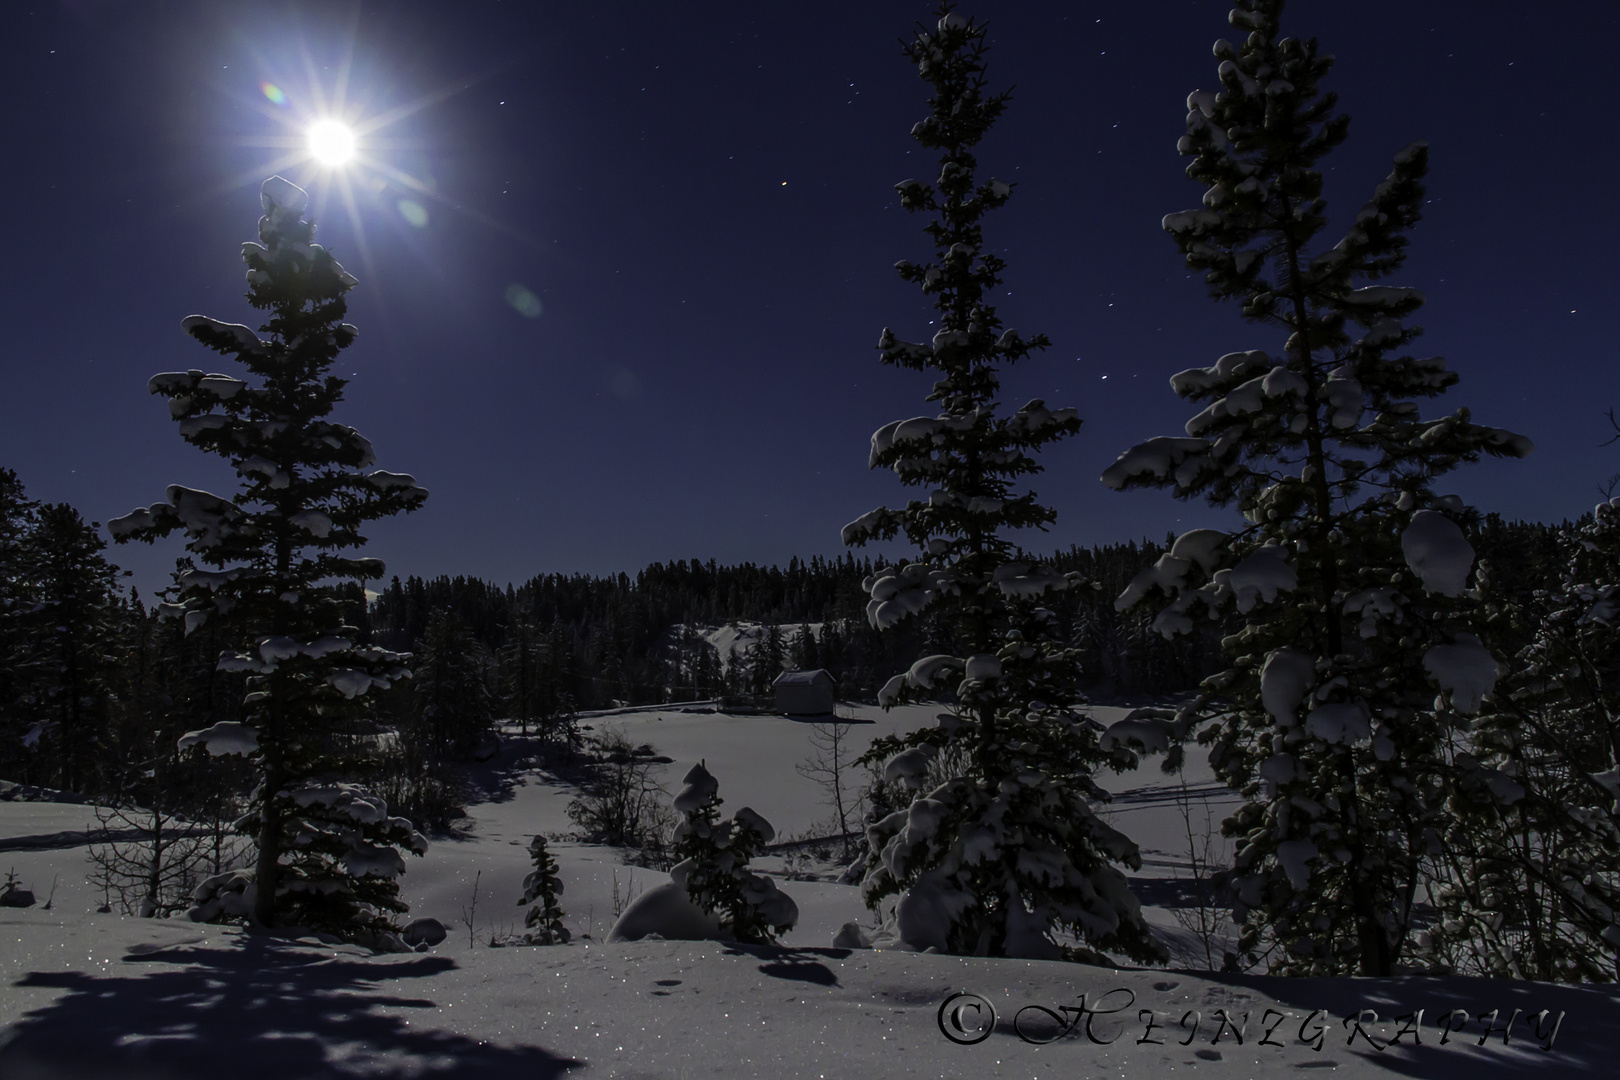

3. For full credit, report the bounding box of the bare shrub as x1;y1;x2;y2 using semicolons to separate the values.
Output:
610;868;643;919
1167;774;1237;970
459;870;483;949
795;720;858;861
566;727;672;855
86;800;249;917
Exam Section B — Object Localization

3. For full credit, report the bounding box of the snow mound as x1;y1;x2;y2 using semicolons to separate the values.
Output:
831;921;872;949
401;918;447;948
189;870;256;923
887;873;971;952
606;882;723;943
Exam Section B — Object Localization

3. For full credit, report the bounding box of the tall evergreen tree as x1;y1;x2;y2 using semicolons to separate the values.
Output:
0;469;41;781
789;623;821;673
1102;0;1531;975
1429;501;1620;981
22;503;124;793
744;624;785;702
842;5;1160;962
110;176;429;941
414;608;495;759
499;615;544;735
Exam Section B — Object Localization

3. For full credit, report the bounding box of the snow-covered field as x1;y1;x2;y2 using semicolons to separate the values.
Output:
3;702;1616;1078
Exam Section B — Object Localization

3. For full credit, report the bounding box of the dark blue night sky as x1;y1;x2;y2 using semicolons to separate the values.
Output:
2;1;1613;595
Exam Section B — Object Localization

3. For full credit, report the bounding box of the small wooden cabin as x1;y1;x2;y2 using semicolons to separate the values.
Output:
772;669;837;716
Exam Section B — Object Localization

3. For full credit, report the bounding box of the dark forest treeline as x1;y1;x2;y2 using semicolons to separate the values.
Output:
362;539;1228;715
0;462;1576;804
0;467;254;810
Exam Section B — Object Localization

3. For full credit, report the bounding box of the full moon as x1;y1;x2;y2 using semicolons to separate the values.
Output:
307;119;357;167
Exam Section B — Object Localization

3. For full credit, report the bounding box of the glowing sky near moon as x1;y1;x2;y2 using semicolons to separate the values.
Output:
0;0;1614;594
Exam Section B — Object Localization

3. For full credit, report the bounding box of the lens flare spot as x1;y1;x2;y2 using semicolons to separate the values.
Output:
261;82;287;107
504;283;543;318
397;200;429;228
307;119;357;167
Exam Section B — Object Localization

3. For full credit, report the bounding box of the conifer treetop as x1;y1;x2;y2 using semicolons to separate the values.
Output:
110;176;427;643
843;5;1080;646
1103;0;1530;523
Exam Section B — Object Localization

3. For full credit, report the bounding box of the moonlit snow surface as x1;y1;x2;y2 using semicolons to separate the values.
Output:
3;702;1617;1078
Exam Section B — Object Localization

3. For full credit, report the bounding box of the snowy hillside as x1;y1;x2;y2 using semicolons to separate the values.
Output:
3;701;1615;1078
686;622;822;675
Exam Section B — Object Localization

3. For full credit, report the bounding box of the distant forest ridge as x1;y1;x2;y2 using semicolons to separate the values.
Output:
363;513;1569;707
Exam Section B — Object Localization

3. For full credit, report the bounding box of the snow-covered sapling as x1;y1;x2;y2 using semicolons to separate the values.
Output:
841;3;1161;963
110;176;429;944
517;835;570;944
0;867;34;908
669;762;797;945
1101;0;1530;976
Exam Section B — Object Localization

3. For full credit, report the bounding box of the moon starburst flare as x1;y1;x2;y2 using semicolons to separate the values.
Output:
307;119;357;167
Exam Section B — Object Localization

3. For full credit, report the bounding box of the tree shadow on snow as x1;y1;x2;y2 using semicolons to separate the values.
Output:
455;756;523;808
722;943;851;988
0;936;582;1080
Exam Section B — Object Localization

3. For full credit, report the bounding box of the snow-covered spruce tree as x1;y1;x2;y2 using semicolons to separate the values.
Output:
1424;502;1620;981
669;762;797;945
517;834;570;944
1100;0;1531;976
841;5;1161;963
109;176;428;943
